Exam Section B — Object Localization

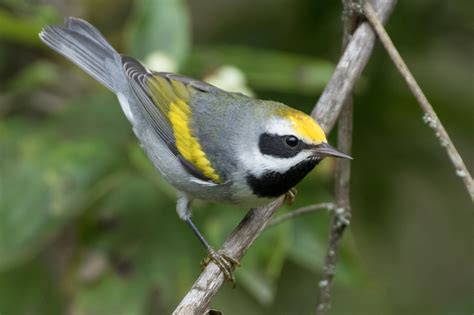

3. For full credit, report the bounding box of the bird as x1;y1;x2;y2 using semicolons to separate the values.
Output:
39;17;352;283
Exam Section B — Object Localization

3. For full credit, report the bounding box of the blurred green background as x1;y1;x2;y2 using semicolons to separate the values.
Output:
0;0;472;314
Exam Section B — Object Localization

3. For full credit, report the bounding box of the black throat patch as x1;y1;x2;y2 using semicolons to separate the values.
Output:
246;157;321;198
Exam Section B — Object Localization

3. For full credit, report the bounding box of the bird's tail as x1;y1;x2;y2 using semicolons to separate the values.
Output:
39;17;124;94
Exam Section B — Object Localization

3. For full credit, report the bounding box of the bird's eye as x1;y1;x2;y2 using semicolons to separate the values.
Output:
285;135;299;147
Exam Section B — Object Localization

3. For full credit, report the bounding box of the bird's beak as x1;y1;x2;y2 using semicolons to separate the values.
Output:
312;142;353;160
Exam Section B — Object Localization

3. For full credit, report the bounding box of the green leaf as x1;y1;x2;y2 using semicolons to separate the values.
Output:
7;61;60;94
0;7;59;48
71;176;199;314
0;121;116;270
238;268;275;306
287;219;327;273
185;45;334;95
0;259;64;315
127;0;191;68
235;216;291;305
287;218;364;286
0;94;126;270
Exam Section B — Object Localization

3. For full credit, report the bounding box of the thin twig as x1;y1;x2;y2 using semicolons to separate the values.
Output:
316;102;354;315
173;0;397;313
363;0;474;201
267;203;336;228
316;1;357;313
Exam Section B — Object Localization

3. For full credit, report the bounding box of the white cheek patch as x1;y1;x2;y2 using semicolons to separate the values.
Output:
239;145;312;177
238;116;314;177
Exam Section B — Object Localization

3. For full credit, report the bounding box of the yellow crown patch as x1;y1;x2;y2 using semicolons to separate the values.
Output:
279;108;327;144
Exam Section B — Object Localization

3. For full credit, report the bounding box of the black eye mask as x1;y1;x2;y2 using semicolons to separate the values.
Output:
258;133;312;158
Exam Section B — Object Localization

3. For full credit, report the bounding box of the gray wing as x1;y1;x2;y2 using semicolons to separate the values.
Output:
39;17;222;184
121;56;221;183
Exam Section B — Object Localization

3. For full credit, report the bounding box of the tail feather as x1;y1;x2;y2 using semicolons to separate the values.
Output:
39;17;121;93
64;17;116;52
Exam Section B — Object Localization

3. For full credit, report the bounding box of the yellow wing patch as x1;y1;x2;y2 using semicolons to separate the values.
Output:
279;108;327;144
147;76;221;183
169;100;221;182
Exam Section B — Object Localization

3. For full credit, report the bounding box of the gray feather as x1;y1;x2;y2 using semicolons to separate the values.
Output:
64;17;116;51
38;17;275;206
39;17;122;93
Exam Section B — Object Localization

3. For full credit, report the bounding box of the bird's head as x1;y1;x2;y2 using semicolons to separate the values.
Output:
242;106;352;198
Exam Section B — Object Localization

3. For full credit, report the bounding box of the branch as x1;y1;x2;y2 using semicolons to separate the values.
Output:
173;197;285;315
362;0;474;201
173;0;397;313
316;0;358;312
311;0;397;131
316;102;354;315
267;203;335;228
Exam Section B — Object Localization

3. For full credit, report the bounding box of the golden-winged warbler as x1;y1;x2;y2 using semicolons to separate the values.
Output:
39;17;351;282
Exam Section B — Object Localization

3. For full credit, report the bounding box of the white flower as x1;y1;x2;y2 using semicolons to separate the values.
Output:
205;65;254;97
144;51;177;73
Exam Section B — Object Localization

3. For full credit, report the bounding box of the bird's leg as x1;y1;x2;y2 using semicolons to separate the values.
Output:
176;193;239;284
185;218;240;285
285;187;297;205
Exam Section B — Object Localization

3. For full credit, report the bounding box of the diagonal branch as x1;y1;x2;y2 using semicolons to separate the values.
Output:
173;0;397;313
173;197;285;314
311;0;397;131
362;0;474;201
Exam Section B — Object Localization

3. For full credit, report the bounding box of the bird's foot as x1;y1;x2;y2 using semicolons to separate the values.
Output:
201;250;240;286
285;187;298;205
